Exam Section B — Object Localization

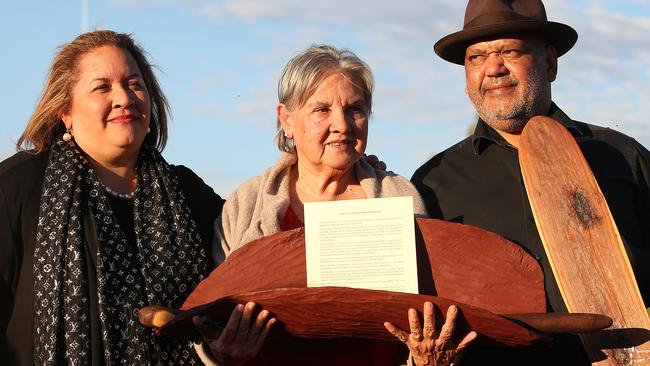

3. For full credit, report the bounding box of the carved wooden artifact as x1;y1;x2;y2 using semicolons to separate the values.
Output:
140;216;615;364
157;218;564;343
182;218;546;314
519;115;650;365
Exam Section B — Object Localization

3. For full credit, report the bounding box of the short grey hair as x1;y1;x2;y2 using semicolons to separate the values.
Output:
276;44;374;152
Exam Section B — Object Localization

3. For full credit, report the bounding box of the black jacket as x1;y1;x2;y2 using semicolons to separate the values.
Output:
0;151;224;365
412;103;650;365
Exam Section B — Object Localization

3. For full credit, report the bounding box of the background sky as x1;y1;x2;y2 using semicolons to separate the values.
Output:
2;0;649;197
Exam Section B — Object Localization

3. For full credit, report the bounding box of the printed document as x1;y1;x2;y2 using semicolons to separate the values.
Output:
304;196;418;293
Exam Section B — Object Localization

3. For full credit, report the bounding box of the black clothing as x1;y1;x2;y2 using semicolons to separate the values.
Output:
0;151;224;365
412;103;650;365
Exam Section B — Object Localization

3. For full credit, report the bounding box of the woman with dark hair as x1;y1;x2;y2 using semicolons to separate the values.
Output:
0;30;225;365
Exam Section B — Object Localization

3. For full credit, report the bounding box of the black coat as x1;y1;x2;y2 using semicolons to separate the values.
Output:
412;103;650;365
0;151;224;365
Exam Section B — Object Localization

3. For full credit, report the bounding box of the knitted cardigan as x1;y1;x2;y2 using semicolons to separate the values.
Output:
217;152;428;257
203;153;426;365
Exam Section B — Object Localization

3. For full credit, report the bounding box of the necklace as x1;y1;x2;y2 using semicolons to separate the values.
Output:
101;182;135;200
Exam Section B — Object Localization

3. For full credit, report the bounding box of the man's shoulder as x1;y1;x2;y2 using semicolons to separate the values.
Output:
412;135;475;182
573;119;647;154
574;119;629;137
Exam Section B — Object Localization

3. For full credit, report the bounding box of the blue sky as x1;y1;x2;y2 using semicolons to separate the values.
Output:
2;0;649;196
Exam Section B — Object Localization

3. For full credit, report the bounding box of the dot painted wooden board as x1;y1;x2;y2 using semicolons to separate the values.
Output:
519;116;650;365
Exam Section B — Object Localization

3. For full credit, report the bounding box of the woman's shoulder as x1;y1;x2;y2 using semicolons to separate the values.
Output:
171;164;212;189
0;150;47;174
0;151;47;190
225;172;265;207
228;153;295;202
355;159;429;217
374;168;422;194
170;164;225;215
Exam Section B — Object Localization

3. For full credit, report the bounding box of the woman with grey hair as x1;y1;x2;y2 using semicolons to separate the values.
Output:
194;44;475;366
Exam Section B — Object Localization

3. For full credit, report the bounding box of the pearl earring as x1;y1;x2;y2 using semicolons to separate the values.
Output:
62;129;73;142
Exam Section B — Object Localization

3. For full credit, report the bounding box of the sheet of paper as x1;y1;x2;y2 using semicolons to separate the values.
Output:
304;196;418;294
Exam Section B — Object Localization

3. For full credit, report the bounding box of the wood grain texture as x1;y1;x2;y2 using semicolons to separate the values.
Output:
158;217;552;360
182;228;307;310
502;313;612;334
183;218;546;314
519;115;650;365
417;218;546;314
164;287;546;346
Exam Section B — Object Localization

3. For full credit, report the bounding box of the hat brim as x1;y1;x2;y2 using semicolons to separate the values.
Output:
434;20;578;65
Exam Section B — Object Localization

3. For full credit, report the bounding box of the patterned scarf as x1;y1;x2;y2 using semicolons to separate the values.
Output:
33;141;208;365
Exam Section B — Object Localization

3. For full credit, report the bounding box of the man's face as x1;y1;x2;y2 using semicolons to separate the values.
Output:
464;35;556;134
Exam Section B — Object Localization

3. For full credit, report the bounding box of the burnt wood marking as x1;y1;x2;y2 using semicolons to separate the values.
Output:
570;189;601;229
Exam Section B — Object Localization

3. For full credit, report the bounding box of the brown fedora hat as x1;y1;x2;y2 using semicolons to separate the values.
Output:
435;0;578;65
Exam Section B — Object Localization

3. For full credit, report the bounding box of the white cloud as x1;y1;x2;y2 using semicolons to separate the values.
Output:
542;2;650;148
193;0;461;26
107;0;650;163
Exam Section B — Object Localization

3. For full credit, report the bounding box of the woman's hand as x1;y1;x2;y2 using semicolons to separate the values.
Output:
193;302;276;366
384;302;477;366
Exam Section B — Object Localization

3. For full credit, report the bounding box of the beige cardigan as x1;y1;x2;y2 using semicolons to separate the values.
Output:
203;153;426;365
217;152;428;257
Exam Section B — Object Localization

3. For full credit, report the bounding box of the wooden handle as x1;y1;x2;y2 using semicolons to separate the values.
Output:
501;313;613;334
139;305;179;328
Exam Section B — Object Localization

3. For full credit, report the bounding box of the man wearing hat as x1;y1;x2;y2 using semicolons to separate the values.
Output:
412;0;650;364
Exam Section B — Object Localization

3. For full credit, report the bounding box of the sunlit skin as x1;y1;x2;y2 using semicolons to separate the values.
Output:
464;35;557;147
384;303;477;366
193;72;371;363
193;302;275;365
277;72;369;217
61;45;151;192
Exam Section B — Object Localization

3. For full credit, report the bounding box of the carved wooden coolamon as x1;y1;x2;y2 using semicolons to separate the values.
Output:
182;218;546;314
160;218;547;343
146;217;621;365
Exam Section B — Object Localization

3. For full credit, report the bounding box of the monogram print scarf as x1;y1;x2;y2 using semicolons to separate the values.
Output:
33;141;208;365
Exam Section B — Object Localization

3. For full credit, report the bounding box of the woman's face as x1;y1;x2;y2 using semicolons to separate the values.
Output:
279;72;369;175
61;45;151;165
